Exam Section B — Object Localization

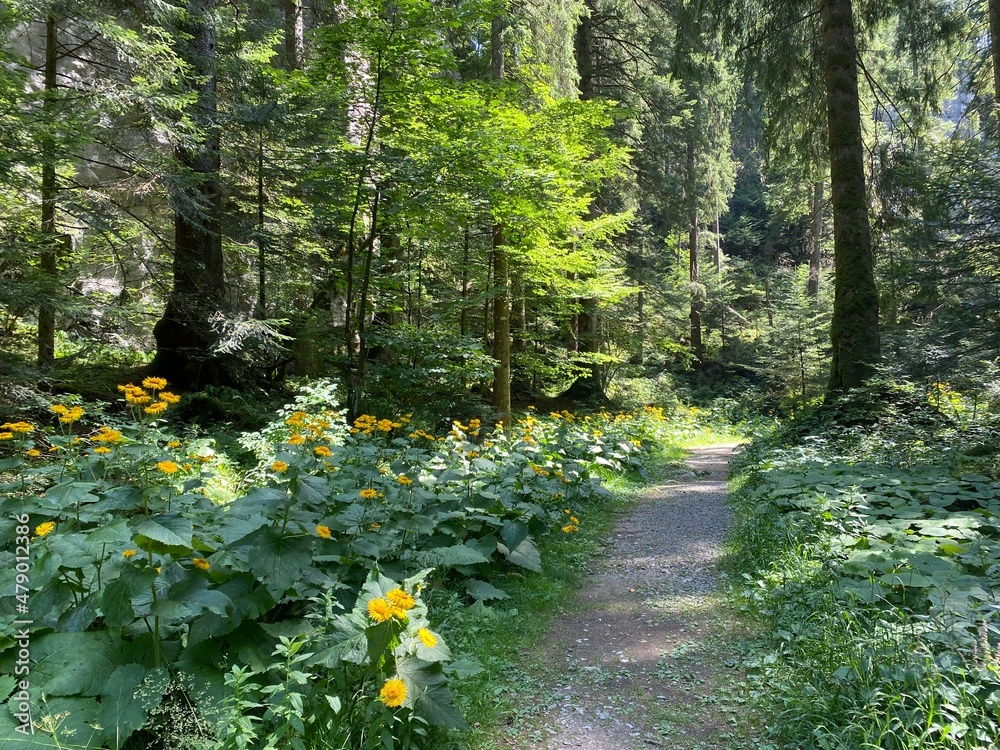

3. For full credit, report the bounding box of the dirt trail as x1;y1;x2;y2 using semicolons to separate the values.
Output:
500;445;759;750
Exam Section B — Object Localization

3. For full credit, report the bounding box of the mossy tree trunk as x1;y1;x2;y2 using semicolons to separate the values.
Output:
821;0;879;393
152;0;227;388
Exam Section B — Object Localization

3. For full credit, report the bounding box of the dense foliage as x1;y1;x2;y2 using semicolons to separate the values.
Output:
0;381;675;748
728;384;1000;749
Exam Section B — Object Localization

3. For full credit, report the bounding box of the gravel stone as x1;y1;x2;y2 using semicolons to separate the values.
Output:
514;445;738;750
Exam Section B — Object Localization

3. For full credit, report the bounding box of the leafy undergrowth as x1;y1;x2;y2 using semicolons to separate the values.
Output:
0;379;691;749
727;382;1000;750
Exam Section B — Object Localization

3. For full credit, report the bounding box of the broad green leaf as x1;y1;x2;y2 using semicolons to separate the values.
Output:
466;578;508;601
130;514;193;550
395;655;468;729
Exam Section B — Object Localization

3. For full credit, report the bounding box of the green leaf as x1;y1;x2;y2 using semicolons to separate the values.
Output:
86;518;132;543
498;538;541;572
131;514;193;551
466;578;508;601
95;664;154;749
416;543;491;568
31;632;127;697
395;655;468;729
102;575;136;636
296;475;330;505
236;526;313;599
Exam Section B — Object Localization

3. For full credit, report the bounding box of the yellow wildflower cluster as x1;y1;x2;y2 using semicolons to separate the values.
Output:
350;414;401;436
409;429;436;441
380;677;407;707
367;588;417;623
530;464;550;477
286;410;336;442
50;404;85;424
119;381;180;416
314;445;332;457
396;475;413;485
93;426;123;443
26;449;41;458
561;508;580;533
1;421;34;434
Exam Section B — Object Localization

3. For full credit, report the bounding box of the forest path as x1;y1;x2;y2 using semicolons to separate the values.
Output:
490;444;762;750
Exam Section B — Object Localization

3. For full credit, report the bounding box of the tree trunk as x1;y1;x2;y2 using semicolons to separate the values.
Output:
152;0;227;388
689;211;703;362
807;179;824;299
569;0;604;397
37;15;58;368
284;0;304;69
991;0;1000;126
821;0;880;393
492;225;511;425
491;13;512;426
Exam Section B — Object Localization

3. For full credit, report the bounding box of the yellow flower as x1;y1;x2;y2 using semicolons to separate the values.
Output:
466;451;479;459
316;524;332;539
58;406;85;424
167;440;181;448
142;376;168;391
285;411;307;426
2;421;34;433
561;524;579;533
288;434;305;446
34;521;56;538
192;557;210;571
368;597;395;623
26;449;41;458
271;460;288;473
0;432;12;440
359;488;378;500
156;460;179;474
386;589;415;612
93;426;123;444
314;445;332;457
396;475;413;485
94;446;112;455
159;392;181;405
145;401;168;415
122;549;137;558
379;678;407;707
50;404;68;416
570;516;579;524
417;628;438;648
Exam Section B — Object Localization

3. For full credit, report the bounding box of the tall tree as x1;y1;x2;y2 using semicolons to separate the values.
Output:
491;11;512;426
151;0;228;387
821;0;880;391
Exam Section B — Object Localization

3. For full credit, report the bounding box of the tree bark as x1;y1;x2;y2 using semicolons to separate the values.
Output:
807;179;824;299
491;12;512;426
821;0;880;393
37;15;58;368
492;225;511;425
284;0;304;69
152;0;227;388
991;0;1000;126
568;0;604;397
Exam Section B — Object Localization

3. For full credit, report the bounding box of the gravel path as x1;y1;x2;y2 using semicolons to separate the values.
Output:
513;444;744;750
